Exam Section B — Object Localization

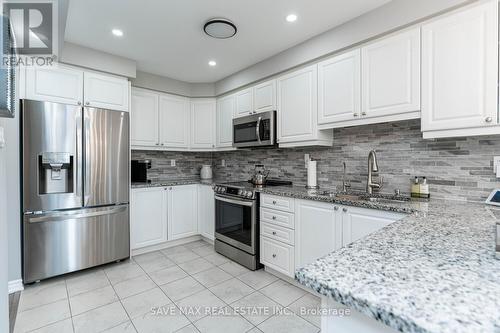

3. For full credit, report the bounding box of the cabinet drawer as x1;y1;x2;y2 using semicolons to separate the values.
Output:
260;236;295;278
260;194;294;212
260;222;295;246
260;208;295;229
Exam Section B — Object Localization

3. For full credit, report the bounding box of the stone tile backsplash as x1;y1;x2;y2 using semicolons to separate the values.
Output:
133;119;500;202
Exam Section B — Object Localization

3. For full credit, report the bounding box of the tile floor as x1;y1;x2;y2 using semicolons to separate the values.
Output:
13;240;321;333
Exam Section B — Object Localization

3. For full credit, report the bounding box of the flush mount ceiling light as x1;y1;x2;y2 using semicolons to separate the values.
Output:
204;18;237;39
286;14;298;22
208;60;217;66
111;28;124;37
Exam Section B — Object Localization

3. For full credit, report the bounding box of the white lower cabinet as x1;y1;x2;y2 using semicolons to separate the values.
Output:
168;185;198;240
131;185;207;250
341;205;405;246
295;200;341;268
130;187;168;249
198;185;215;240
259;194;406;277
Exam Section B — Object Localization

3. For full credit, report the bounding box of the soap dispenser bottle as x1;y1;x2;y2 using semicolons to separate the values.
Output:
420;177;430;199
411;177;420;198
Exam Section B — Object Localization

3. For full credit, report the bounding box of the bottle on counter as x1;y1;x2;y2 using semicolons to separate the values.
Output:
411;177;420;198
420;177;430;199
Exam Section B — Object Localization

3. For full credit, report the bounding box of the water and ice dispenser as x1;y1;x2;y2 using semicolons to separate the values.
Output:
38;152;74;194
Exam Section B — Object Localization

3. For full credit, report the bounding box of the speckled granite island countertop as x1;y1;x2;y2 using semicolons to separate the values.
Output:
275;190;500;333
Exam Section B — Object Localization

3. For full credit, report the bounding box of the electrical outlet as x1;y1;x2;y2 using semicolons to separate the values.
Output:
494;156;500;178
221;159;226;167
304;154;310;168
171;159;176;167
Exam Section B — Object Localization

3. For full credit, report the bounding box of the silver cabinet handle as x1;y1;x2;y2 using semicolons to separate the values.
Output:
77;101;82;106
353;113;359;117
272;200;277;204
334;206;339;211
85;102;90;106
361;111;367;116
272;254;276;258
343;207;348;213
485;117;493;123
272;216;276;220
272;231;277;235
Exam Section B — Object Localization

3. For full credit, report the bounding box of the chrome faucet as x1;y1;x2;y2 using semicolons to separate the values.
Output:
367;150;382;195
341;161;351;193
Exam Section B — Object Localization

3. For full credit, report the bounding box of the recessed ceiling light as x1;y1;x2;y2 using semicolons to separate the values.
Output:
286;14;298;22
208;60;217;67
112;29;124;37
204;18;237;39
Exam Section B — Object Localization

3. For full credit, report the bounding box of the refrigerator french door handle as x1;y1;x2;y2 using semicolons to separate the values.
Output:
83;109;91;205
27;205;128;223
75;109;83;200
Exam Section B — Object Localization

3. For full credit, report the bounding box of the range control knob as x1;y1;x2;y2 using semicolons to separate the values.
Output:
246;192;253;198
214;186;219;192
221;187;226;193
238;189;243;196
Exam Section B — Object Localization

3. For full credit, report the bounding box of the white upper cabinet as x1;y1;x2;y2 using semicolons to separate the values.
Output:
277;65;333;147
253;79;276;113
216;94;236;148
131;88;159;147
191;98;216;149
159;94;190;149
83;71;130;111
24;64;84;106
421;0;499;138
168;185;198;240
361;27;420;118
235;88;254;117
318;49;361;125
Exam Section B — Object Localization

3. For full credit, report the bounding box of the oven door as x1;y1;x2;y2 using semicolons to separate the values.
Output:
215;195;257;255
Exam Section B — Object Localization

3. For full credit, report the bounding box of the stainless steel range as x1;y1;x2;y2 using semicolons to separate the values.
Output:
214;180;291;270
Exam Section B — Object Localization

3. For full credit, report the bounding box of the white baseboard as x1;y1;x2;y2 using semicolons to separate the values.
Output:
8;279;24;294
131;235;203;256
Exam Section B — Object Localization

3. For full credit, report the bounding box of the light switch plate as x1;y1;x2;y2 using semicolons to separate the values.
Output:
494;157;500;177
221;159;225;167
170;159;176;167
304;154;310;168
0;126;5;148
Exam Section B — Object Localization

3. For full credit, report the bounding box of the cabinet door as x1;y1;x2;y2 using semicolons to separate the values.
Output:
159;94;190;149
361;28;420;118
191;99;216;149
254;80;276;113
168;185;198;240
130;88;160;147
198;185;215;240
318;50;361;124
277;65;318;143
24;64;84;105
235;88;254;117
131;188;167;249
84;72;129;111
295;200;341;268
216;94;235;148
342;206;404;246
421;0;498;132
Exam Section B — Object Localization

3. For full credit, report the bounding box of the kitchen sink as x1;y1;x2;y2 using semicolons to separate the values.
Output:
363;196;409;204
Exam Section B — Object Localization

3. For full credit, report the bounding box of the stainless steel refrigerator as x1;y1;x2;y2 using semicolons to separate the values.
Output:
21;99;130;283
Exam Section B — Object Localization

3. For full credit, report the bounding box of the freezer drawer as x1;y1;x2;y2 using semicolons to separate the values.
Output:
23;204;130;283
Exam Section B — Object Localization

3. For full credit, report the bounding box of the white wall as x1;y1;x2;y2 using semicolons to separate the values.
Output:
215;0;474;94
0;120;11;333
131;71;215;97
61;42;137;78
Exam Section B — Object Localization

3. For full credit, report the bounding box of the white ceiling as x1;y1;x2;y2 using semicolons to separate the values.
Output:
65;0;391;83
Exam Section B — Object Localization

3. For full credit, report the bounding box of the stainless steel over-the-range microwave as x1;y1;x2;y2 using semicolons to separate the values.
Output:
233;111;276;148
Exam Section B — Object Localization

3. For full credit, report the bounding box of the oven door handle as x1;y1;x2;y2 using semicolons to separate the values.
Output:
215;195;255;207
255;116;262;144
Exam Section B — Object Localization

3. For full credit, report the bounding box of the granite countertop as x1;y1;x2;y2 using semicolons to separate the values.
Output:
131;178;218;188
286;193;500;333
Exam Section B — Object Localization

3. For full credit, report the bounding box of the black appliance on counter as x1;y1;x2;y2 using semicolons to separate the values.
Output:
131;160;151;183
